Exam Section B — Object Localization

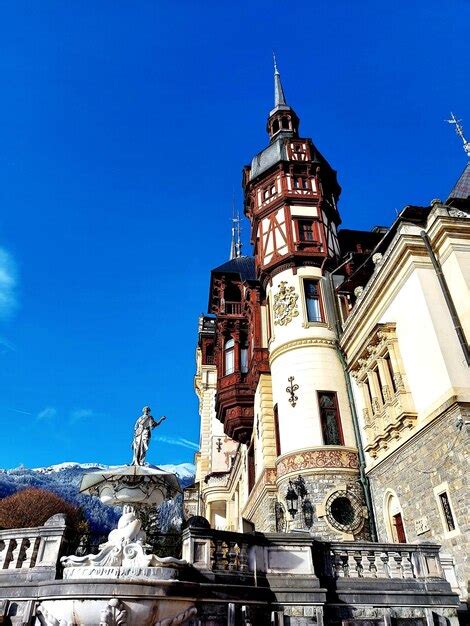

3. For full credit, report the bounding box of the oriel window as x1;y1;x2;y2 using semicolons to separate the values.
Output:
304;280;323;323
224;338;235;375
318;392;344;445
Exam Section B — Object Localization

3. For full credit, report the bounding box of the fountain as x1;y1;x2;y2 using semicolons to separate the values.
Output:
61;406;187;581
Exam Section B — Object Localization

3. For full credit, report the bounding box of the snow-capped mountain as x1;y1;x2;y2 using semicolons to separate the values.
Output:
0;461;195;534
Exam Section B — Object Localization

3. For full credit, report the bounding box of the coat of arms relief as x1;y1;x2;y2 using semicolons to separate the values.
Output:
273;281;299;326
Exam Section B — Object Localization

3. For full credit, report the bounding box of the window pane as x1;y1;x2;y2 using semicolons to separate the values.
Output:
319;392;343;445
241;347;248;373
225;349;234;375
439;492;456;531
306;298;321;322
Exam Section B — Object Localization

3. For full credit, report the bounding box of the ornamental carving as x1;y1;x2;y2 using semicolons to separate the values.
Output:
276;449;359;478
286;376;299;407
273;281;299;326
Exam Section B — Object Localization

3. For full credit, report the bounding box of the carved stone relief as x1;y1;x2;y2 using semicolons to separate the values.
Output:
273;281;299;326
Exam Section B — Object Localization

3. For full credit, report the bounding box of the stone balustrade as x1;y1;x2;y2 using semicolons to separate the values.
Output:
328;540;444;581
182;527;255;573
0;514;67;581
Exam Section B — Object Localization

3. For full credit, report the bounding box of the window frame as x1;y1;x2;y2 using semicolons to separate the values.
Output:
317;391;344;446
224;337;235;376
293;217;324;253
301;278;326;325
434;482;460;538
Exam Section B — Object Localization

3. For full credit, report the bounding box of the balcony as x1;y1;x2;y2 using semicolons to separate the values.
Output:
223;301;242;316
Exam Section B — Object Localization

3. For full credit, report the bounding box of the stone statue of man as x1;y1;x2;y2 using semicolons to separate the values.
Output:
131;406;166;466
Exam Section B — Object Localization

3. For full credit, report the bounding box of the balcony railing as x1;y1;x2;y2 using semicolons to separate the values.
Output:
223;301;242;315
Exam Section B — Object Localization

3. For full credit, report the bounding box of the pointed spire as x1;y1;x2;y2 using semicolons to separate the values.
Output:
446;112;470;157
273;52;287;107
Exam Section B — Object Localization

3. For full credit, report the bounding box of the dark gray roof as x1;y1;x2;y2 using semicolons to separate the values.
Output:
211;256;257;282
250;137;287;180
447;162;470;203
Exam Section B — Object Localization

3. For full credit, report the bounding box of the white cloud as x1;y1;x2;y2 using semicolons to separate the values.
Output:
0;248;17;319
37;406;58;421
155;436;199;451
69;408;94;423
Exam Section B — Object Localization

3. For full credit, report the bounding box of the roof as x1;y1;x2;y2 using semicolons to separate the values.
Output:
250;137;287;179
447;161;470;205
211;255;257;282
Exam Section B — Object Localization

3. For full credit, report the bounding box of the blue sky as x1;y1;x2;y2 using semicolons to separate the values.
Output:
0;1;469;469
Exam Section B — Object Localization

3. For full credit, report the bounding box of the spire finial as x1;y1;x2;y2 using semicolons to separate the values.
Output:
446;112;470;157
229;194;242;260
273;51;279;75
272;52;286;107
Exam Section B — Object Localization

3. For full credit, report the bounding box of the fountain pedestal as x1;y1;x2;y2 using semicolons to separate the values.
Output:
61;464;186;581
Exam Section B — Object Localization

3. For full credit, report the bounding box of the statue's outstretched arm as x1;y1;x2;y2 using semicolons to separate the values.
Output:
155;416;167;427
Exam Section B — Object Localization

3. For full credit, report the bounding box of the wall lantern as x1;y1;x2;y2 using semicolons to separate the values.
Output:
285;480;299;518
285;475;311;524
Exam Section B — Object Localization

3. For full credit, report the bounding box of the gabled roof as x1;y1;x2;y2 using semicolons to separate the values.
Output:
447;161;470;207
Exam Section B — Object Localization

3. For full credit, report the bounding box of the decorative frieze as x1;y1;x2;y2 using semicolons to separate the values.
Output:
276;448;359;478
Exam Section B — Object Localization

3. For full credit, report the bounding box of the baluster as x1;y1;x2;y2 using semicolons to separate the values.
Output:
228;542;239;571
331;551;344;578
401;551;414;579
5;539;18;569
367;551;377;577
22;537;40;568
16;538;30;568
374;551;388;578
359;550;369;577
0;541;6;569
239;543;249;573
347;551;360;578
388;551;402;579
210;539;217;571
218;541;229;571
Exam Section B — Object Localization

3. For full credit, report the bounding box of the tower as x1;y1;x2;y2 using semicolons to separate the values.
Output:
241;61;369;538
195;61;370;539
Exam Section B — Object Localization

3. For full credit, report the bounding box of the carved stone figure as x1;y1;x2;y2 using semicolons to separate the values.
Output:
132;406;166;466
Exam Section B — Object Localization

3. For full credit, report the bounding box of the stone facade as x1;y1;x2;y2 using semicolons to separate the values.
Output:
368;404;470;602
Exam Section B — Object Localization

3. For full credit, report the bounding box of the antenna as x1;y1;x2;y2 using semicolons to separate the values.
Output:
446;112;470;157
229;193;243;259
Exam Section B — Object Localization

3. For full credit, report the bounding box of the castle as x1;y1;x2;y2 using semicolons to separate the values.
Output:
191;62;469;611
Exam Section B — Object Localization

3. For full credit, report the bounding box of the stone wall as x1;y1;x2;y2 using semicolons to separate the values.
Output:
277;470;371;541
368;404;469;601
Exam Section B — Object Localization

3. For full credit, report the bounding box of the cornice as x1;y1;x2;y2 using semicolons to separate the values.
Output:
269;337;337;364
340;228;430;355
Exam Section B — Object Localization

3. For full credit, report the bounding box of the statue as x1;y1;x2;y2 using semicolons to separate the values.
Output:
131;406;166;466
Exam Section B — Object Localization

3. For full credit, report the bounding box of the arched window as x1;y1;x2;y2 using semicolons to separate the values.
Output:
224;338;235;375
385;491;407;543
281;116;290;129
272;119;280;134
